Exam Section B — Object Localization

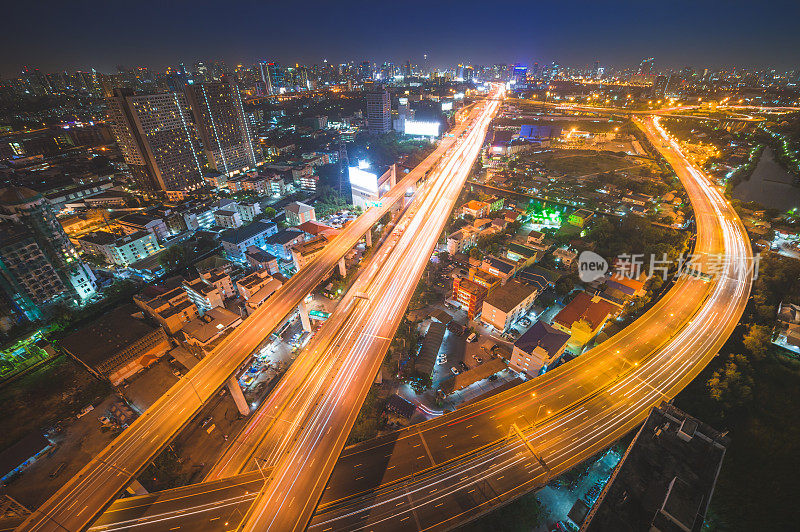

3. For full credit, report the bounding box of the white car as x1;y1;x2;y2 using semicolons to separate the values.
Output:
451;367;460;375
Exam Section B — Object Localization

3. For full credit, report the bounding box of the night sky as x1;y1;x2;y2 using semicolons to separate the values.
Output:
3;0;799;77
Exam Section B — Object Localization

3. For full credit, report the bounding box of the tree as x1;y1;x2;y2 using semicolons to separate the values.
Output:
743;324;772;360
159;245;186;270
555;274;576;297
706;354;754;410
263;206;276;219
469;247;482;260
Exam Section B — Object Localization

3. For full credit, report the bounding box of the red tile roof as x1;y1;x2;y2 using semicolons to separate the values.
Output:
553;292;617;330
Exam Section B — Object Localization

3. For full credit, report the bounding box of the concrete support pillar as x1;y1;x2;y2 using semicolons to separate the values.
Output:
366;229;372;247
126;479;149;496
298;301;312;332
227;376;250;416
338;257;346;277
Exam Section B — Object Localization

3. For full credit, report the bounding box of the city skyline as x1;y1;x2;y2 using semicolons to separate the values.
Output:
1;5;799;531
2;0;800;77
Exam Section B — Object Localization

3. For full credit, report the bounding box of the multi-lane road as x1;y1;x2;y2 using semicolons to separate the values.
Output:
21;99;753;531
235;87;503;531
302;114;752;530
15;93;487;532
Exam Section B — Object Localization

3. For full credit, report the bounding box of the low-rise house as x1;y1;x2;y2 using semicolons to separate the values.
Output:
182;269;234;314
469;267;502;291
134;283;199;335
510;320;571;376
480;256;518;282
285;201;316;226
621;192;651;207
214;209;242;229
567;209;594;228
235;201;262;223
245;246;279;274
446;226;479;255
553;246;578;267
606;271;648;298
461;200;490;219
552;292;617;351
506;242;540;269
480;280;539;332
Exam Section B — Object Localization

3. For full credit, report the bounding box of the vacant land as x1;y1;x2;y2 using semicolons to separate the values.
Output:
0;355;110;452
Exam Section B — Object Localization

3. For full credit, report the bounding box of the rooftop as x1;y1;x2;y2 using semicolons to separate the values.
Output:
220;221;277;245
417;321;446;378
59;304;158;371
484;280;538;313
553;291;617;330
245;245;277;263
266;228;304;246
119;213;161;226
514;320;571;357
285;201;314;215
440;358;506;394
182;307;241;344
584;403;729;532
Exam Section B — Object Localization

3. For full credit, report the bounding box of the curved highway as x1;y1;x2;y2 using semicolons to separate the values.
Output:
79;109;751;531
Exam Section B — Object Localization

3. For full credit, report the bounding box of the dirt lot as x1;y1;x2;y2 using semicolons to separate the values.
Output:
0;355;110;453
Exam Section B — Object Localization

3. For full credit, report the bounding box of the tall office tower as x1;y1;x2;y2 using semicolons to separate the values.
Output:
337;136;351;199
185;78;259;175
0;187;97;320
463;65;475;82
403;61;412;77
380;62;394;80
512;64;528;83
107;88;205;198
258;62;284;94
638;57;655;76
365;82;391;134
358;61;372;81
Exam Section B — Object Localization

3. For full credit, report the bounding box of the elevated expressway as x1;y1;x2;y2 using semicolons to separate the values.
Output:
16;94;490;532
62;109;749;531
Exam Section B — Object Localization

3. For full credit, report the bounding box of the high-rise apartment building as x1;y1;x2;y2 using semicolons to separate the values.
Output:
107;88;205;198
184;78;259;176
258;62;284;95
365;82;391;134
0;187;97;321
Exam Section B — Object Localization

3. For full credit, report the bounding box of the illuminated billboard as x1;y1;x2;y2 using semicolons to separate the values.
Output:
348;161;378;195
404;120;440;137
441;101;453;111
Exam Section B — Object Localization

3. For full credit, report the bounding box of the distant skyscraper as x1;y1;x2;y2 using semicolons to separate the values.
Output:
258;62;284;94
358;61;372;81
512;64;528;83
185;78;259;175
107;88;205;198
638;57;655;76
365;82;391;134
0;187;97;320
